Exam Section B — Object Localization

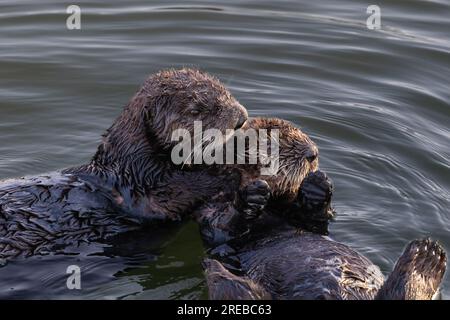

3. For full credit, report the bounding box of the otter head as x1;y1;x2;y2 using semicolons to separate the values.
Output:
139;68;248;149
238;117;319;201
94;68;247;177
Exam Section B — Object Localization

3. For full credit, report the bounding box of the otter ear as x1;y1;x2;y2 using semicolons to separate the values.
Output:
141;96;154;123
144;94;171;119
143;93;173;142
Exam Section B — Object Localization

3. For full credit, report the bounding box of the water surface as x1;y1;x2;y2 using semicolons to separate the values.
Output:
0;0;449;299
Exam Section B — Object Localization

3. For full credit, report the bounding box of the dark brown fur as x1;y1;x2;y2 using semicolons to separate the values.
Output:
203;258;271;300
376;238;447;300
66;68;248;220
194;117;321;248
191;120;446;300
237;117;319;200
0;68;247;259
205;236;446;300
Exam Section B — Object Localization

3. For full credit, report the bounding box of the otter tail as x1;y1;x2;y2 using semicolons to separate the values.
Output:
376;238;447;300
203;258;271;300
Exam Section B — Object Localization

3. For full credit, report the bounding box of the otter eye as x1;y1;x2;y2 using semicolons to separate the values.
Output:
190;103;209;116
305;152;317;163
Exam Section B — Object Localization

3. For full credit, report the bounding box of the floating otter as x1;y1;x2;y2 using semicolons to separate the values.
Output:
0;68;248;259
204;235;447;300
193;117;333;248
201;171;447;300
190;120;447;300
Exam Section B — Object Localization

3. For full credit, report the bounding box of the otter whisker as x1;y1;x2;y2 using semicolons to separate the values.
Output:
0;68;251;260
182;135;214;168
181;131;206;168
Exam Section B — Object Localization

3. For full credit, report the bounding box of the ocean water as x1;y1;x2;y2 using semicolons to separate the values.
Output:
0;0;449;299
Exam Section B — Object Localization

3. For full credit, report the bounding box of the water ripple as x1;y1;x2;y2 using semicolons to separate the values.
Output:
0;0;449;299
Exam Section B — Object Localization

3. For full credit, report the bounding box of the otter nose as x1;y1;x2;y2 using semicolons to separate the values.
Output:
235;113;248;130
305;149;318;163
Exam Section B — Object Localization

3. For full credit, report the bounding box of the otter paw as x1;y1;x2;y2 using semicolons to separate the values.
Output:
298;170;334;221
405;238;447;275
240;179;271;220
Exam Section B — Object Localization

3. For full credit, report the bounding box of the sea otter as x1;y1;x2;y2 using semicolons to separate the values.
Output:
194;122;447;300
0;68;248;259
201;174;447;300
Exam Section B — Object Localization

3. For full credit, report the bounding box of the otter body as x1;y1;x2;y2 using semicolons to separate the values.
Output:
0;68;247;259
0;173;135;258
201;171;446;301
205;229;447;300
231;229;384;300
0;169;233;259
191;119;447;300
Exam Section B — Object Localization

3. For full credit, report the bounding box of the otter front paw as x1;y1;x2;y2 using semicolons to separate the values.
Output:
239;179;271;220
297;171;335;233
298;170;334;221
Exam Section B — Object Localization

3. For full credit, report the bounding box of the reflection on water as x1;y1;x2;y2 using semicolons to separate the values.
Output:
0;223;206;299
0;0;449;299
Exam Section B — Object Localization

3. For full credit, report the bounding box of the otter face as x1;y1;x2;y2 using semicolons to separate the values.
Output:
142;68;248;149
243;118;319;198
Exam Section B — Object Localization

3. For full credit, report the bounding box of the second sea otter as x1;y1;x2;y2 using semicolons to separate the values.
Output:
193;117;333;248
195;119;447;300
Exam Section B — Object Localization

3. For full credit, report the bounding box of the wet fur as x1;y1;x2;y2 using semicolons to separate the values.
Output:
193;118;320;247
193;120;446;300
376;238;447;300
205;234;446;300
0;68;246;259
203;258;271;300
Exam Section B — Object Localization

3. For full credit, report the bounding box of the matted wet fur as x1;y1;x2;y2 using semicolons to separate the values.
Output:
0;68;247;259
193;117;331;247
205;235;446;300
188;119;447;300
